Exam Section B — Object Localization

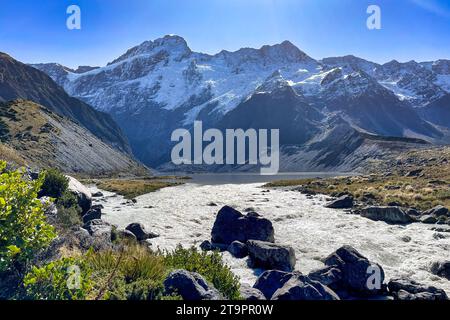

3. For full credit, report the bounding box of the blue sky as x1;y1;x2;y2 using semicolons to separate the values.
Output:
1;0;449;68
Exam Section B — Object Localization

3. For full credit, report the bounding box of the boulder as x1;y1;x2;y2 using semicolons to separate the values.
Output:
227;241;248;258
200;240;213;251
308;266;343;287
247;240;296;272
326;195;354;209
420;215;437;224
211;206;274;245
253;270;300;299
239;284;266;300
271;275;340;300
360;206;413;224
324;245;385;296
118;229;138;242
67;176;92;214
125;222;159;241
425;205;449;217
92;191;104;198
39;197;58;216
82;207;102;224
388;278;448;300
164;270;221;300
83;219;112;240
431;261;450;280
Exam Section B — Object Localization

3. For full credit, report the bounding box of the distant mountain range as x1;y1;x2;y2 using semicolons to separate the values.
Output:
14;35;450;171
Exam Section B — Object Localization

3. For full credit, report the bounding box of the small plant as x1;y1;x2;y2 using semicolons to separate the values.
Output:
23;257;92;300
165;245;240;300
39;168;69;199
0;161;56;273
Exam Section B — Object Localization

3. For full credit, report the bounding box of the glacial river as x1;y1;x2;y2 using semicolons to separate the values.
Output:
90;178;450;293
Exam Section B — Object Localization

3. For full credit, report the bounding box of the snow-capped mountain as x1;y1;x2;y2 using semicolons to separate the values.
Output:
31;35;450;169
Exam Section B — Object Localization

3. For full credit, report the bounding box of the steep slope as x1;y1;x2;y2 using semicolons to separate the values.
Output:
0;100;147;176
0;53;130;153
316;71;442;139
419;94;450;129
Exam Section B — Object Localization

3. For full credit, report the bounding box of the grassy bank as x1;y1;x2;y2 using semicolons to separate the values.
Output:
85;177;189;199
264;147;450;211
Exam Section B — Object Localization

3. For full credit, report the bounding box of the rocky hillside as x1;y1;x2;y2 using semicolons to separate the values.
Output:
0;52;131;154
0;100;147;176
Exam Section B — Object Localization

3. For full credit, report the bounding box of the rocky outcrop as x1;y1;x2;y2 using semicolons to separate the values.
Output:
67;176;92;215
253;270;301;299
211;206;274;245
424;205;449;217
360;206;414;224
164;270;221;300
326;195;354;209
125;223;159;241
388;278;448;300
227;241;248;258
82;207;102;224
247;240;296;272
324;245;385;296
271;275;340;300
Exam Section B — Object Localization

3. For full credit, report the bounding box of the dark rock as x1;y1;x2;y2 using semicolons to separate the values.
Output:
308;266;343;287
405;208;421;216
82;207;102;224
420;215;437;224
83;219;111;236
360;206;414;224
211;206;274;245
92;191;104;197
207;202;218;207
247;240;296;272
91;204;104;210
164;270;221;300
325;195;354;209
253;270;300;299
200;240;213;251
388;278;448;300
271;275;340;300
227;241;248;258
324;245;385;296
425;205;449;217
405;169;423;177
125;222;159;241
431;261;450;280
239;284;266;300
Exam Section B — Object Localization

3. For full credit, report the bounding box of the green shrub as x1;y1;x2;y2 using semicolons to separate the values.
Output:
39;168;69;199
165;245;240;300
86;245;168;300
0;161;56;273
23;257;92;300
54;191;82;228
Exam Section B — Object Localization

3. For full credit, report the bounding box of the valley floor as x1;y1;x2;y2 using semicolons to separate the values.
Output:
91;181;450;294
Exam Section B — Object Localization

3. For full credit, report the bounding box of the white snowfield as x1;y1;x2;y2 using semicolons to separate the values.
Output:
91;182;450;292
36;35;450;123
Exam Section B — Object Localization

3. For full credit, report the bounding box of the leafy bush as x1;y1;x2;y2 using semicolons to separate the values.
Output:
165;245;241;299
39;168;69;199
0;161;56;273
23;257;92;300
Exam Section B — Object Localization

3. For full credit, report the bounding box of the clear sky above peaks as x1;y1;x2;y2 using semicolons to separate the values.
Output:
1;0;449;68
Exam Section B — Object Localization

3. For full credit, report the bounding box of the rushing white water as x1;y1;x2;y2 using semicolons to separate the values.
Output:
91;182;450;293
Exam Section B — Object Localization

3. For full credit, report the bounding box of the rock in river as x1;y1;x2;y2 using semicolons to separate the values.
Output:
247;240;296;272
360;206;414;224
126;222;159;241
211;206;274;245
325;195;354;209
